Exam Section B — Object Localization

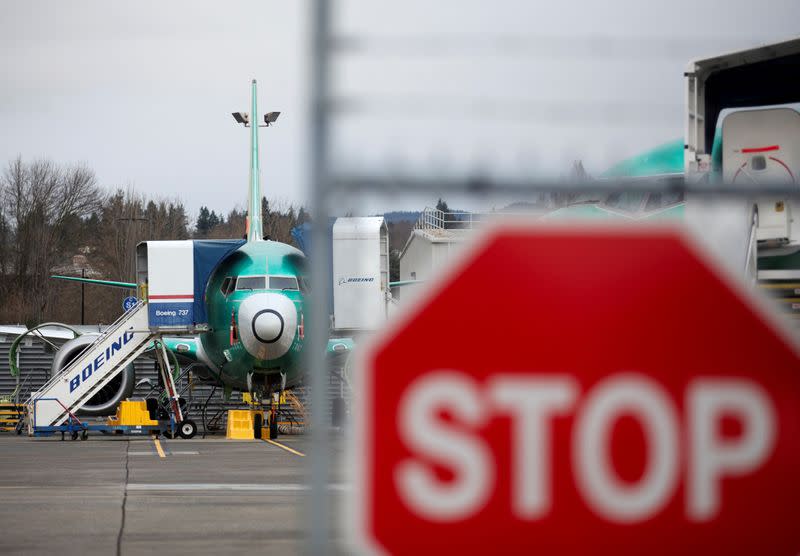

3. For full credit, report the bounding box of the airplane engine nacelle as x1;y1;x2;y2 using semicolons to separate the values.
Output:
52;334;136;416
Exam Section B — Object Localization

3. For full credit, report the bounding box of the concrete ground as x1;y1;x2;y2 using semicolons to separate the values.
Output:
0;433;347;555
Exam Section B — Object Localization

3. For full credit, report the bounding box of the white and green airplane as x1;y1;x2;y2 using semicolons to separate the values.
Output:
11;80;352;430
545;139;686;222
548;102;800;287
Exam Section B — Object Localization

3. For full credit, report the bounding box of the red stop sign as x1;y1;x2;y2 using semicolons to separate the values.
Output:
355;224;800;555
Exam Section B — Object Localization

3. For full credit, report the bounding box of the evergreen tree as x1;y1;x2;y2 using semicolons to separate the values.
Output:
196;206;212;237
208;210;221;229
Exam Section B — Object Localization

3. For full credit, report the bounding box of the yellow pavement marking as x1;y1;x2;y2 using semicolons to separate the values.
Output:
153;437;166;458
262;438;305;457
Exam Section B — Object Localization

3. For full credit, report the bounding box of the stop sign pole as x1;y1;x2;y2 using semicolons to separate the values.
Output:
354;223;800;555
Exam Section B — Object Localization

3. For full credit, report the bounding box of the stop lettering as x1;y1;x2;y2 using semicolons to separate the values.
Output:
355;225;800;555
397;372;774;523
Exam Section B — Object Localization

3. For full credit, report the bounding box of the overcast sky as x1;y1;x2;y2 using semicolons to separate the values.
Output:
2;0;798;219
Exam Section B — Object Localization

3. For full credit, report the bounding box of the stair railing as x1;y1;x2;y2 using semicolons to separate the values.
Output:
29;301;145;402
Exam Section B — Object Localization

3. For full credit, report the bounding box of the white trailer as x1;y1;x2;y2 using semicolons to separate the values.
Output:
683;37;800;279
332;217;391;331
684;36;800;177
136;240;198;330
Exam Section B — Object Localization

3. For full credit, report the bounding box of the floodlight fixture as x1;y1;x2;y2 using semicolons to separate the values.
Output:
264;111;281;125
232;112;250;125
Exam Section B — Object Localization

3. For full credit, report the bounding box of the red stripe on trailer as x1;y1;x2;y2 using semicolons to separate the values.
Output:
742;145;780;153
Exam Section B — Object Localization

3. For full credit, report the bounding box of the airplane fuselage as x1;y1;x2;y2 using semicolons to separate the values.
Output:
198;240;306;393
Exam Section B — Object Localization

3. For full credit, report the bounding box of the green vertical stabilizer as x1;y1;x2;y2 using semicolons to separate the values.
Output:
247;79;264;243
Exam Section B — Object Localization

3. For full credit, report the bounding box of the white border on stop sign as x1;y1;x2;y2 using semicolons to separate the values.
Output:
346;218;800;555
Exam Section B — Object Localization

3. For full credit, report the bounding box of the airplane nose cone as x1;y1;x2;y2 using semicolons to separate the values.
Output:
237;293;298;361
253;310;283;343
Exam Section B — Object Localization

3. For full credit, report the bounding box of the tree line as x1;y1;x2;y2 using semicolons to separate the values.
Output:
0;157;307;326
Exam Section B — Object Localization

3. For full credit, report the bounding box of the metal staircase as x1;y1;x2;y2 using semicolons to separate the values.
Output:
27;301;155;431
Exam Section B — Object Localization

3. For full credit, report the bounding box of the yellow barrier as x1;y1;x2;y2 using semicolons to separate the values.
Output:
107;400;159;427
226;409;264;440
0;403;24;432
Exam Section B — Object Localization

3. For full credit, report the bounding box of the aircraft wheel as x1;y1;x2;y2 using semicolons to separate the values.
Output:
71;431;79;441
178;420;197;440
253;413;263;439
81;430;89;441
269;418;278;440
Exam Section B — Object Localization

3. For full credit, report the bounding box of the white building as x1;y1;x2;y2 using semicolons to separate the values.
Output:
398;206;549;299
399;228;468;286
397;208;474;300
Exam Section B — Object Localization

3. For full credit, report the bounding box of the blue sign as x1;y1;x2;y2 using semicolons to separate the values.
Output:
148;302;193;327
122;296;138;312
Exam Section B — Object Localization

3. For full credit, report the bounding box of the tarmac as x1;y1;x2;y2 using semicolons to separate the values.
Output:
0;433;347;555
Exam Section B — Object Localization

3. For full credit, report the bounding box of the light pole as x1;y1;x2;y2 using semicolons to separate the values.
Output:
80;268;85;325
231;87;280;243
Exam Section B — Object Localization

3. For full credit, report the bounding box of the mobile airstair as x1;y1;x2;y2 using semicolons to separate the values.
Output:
29;302;150;430
21;239;245;439
26;301;189;438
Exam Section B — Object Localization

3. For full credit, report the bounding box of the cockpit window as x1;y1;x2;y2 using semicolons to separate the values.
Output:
236;276;266;291
220;277;232;295
269;276;299;291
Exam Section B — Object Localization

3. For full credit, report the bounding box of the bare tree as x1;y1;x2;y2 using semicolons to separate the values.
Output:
262;197;303;244
207;207;246;240
2;157;103;323
91;190;190;285
94;188;148;284
145;198;189;241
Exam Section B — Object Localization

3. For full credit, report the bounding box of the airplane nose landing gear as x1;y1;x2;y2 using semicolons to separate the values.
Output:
269;402;279;440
